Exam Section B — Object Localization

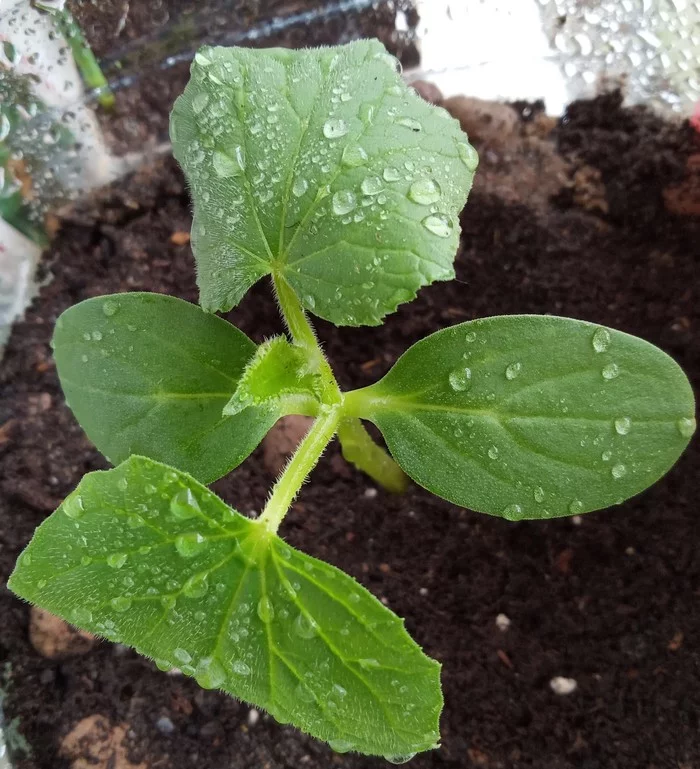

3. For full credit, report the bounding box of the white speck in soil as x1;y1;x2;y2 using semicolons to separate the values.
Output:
248;709;260;726
496;613;511;632
156;716;175;734
550;677;578;695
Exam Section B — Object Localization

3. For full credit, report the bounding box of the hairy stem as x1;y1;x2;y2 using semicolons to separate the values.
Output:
337;418;408;493
258;406;341;534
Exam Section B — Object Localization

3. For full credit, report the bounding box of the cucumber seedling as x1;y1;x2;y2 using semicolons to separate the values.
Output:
10;40;695;762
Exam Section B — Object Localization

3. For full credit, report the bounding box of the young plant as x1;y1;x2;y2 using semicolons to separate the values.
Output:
9;40;695;762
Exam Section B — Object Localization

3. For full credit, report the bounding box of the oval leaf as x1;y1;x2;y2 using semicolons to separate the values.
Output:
170;39;476;326
9;456;441;759
345;315;695;519
53;292;280;484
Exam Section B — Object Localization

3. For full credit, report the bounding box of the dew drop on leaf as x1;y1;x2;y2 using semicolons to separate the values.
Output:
107;553;127;569
448;367;471;392
592;327;611;353
384;754;417;764
505;362;522;380
292;177;308;197
183;573;209;598
408;178;441;205
534;486;545;503
341;144;368;167
102;300;119;317
614;417;631;435
487;445;499;460
127;513;145;528
602;450;612;461
257;596;275;623
323;118;349;138
232;660;251;676
502;504;523;521
170;488;201;520
602;363;620;380
175;532;207;558
192;92;209;114
71;607;93;625
195;657;226;689
383;166;400;182
421;214;453;238
611;463;627;479
569;499;584;514
63;493;85;520
677;417;695;438
394;116;422;131
293;612;318;639
213;148;244;177
329;739;354;754
173;647;192;664
360;175;383;196
111;596;132;612
332;189;357;216
456;141;479;171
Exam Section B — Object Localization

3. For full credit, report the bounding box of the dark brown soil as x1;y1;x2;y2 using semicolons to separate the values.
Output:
1;93;699;769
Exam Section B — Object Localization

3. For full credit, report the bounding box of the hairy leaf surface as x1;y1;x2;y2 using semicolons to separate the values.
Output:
9;457;441;759
53;293;280;484
345;315;695;519
170;39;476;325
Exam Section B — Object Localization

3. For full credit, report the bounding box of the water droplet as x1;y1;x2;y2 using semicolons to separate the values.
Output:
80;555;92;566
487;445;499;460
292;177;308;197
102;300;118;317
71;607;93;625
175;533;207;558
117;477;128;491
332;189;357;216
602;363;620;380
323;118;349;139
569;499;584;514
358;658;380;670
127;513;145;529
448;366;472;391
232;660;251;676
107;553;127;569
257;596;275;623
614;417;631;435
332;683;347;698
465;331;477;343
194;51;211;67
91;330;103;341
195;657;226;689
534;486;545;503
505;362;522;380
395;117;422;131
611;463;627;479
384;754;416;764
360;176;383;196
341;144;368;167
295;682;315;703
192;92;209;114
173;647;192;665
213;147;245;177
422;214;453;238
170;488;201;520
456;142;479;171
408;178;441;205
383;166;401;182
63;493;85;519
111;596;132;612
37;579;47;589
592;327;611;353
502;504;523;521
602;450;612;461
293;612;318;639
677;417;695;439
329;739;354;754
183;573;209;598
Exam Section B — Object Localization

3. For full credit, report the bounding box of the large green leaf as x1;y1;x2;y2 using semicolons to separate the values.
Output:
344;315;695;520
9;456;441;760
53;293;280;484
170;39;476;326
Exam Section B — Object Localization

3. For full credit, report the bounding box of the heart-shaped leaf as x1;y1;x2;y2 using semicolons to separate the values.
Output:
345;315;695;519
9;456;441;759
170;39;476;326
53;293;281;484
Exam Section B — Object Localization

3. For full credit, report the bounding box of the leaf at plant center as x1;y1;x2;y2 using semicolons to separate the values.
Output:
223;336;320;416
170;39;476;326
9;456;441;759
344;315;695;520
52;292;281;484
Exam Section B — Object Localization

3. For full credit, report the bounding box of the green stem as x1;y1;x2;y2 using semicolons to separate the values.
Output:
258;406;341;534
337;418;408;493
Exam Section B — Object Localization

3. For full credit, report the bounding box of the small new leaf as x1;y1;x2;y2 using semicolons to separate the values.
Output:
345;315;695;519
9;456;441;759
170;39;476;326
52;293;280;484
223;336;321;416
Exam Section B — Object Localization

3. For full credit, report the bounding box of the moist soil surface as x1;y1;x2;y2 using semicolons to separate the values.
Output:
1;93;699;769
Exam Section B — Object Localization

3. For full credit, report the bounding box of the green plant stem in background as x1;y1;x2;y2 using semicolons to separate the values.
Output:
51;8;115;109
337;417;408;493
258;405;341;534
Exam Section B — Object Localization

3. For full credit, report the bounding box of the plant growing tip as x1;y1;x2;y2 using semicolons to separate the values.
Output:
10;39;695;762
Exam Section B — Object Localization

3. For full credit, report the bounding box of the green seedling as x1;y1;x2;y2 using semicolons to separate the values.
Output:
9;40;695;762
